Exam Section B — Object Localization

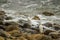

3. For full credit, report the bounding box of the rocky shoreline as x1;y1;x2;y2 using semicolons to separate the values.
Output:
0;11;60;40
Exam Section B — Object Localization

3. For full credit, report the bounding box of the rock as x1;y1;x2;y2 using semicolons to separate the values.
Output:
0;11;6;19
17;37;27;40
8;30;21;37
32;16;40;20
5;16;13;20
53;23;60;30
0;22;4;25
0;11;6;25
4;22;12;26
41;35;52;40
43;22;56;35
44;30;55;35
42;12;54;16
0;36;4;40
0;29;11;38
6;38;12;40
22;23;31;28
18;17;32;28
43;22;53;27
6;38;16;40
26;34;44;40
4;22;19;31
18;19;28;26
49;32;60;39
0;11;5;15
0;25;5;30
21;34;52;40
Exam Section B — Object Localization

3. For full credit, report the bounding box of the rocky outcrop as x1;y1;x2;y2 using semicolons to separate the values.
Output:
0;11;59;40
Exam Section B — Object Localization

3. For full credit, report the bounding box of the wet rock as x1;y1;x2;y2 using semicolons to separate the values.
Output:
26;34;44;40
0;36;4;40
0;11;6;19
0;25;5;30
22;28;39;34
6;37;16;40
41;35;52;40
4;22;12;26
0;11;6;25
0;29;11;38
4;22;19;31
6;38;13;40
44;30;55;35
0;11;5;15
43;22;53;27
17;37;27;40
49;32;60;39
42;12;54;16
8;30;21;37
5;16;13;20
22;23;31;28
32;16;40;20
53;23;60;30
0;22;4;25
18;19;31;27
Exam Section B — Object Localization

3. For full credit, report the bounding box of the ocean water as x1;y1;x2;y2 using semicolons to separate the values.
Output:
0;0;60;24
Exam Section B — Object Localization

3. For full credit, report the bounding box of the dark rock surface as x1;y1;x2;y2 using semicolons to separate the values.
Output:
42;12;54;16
0;11;59;40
